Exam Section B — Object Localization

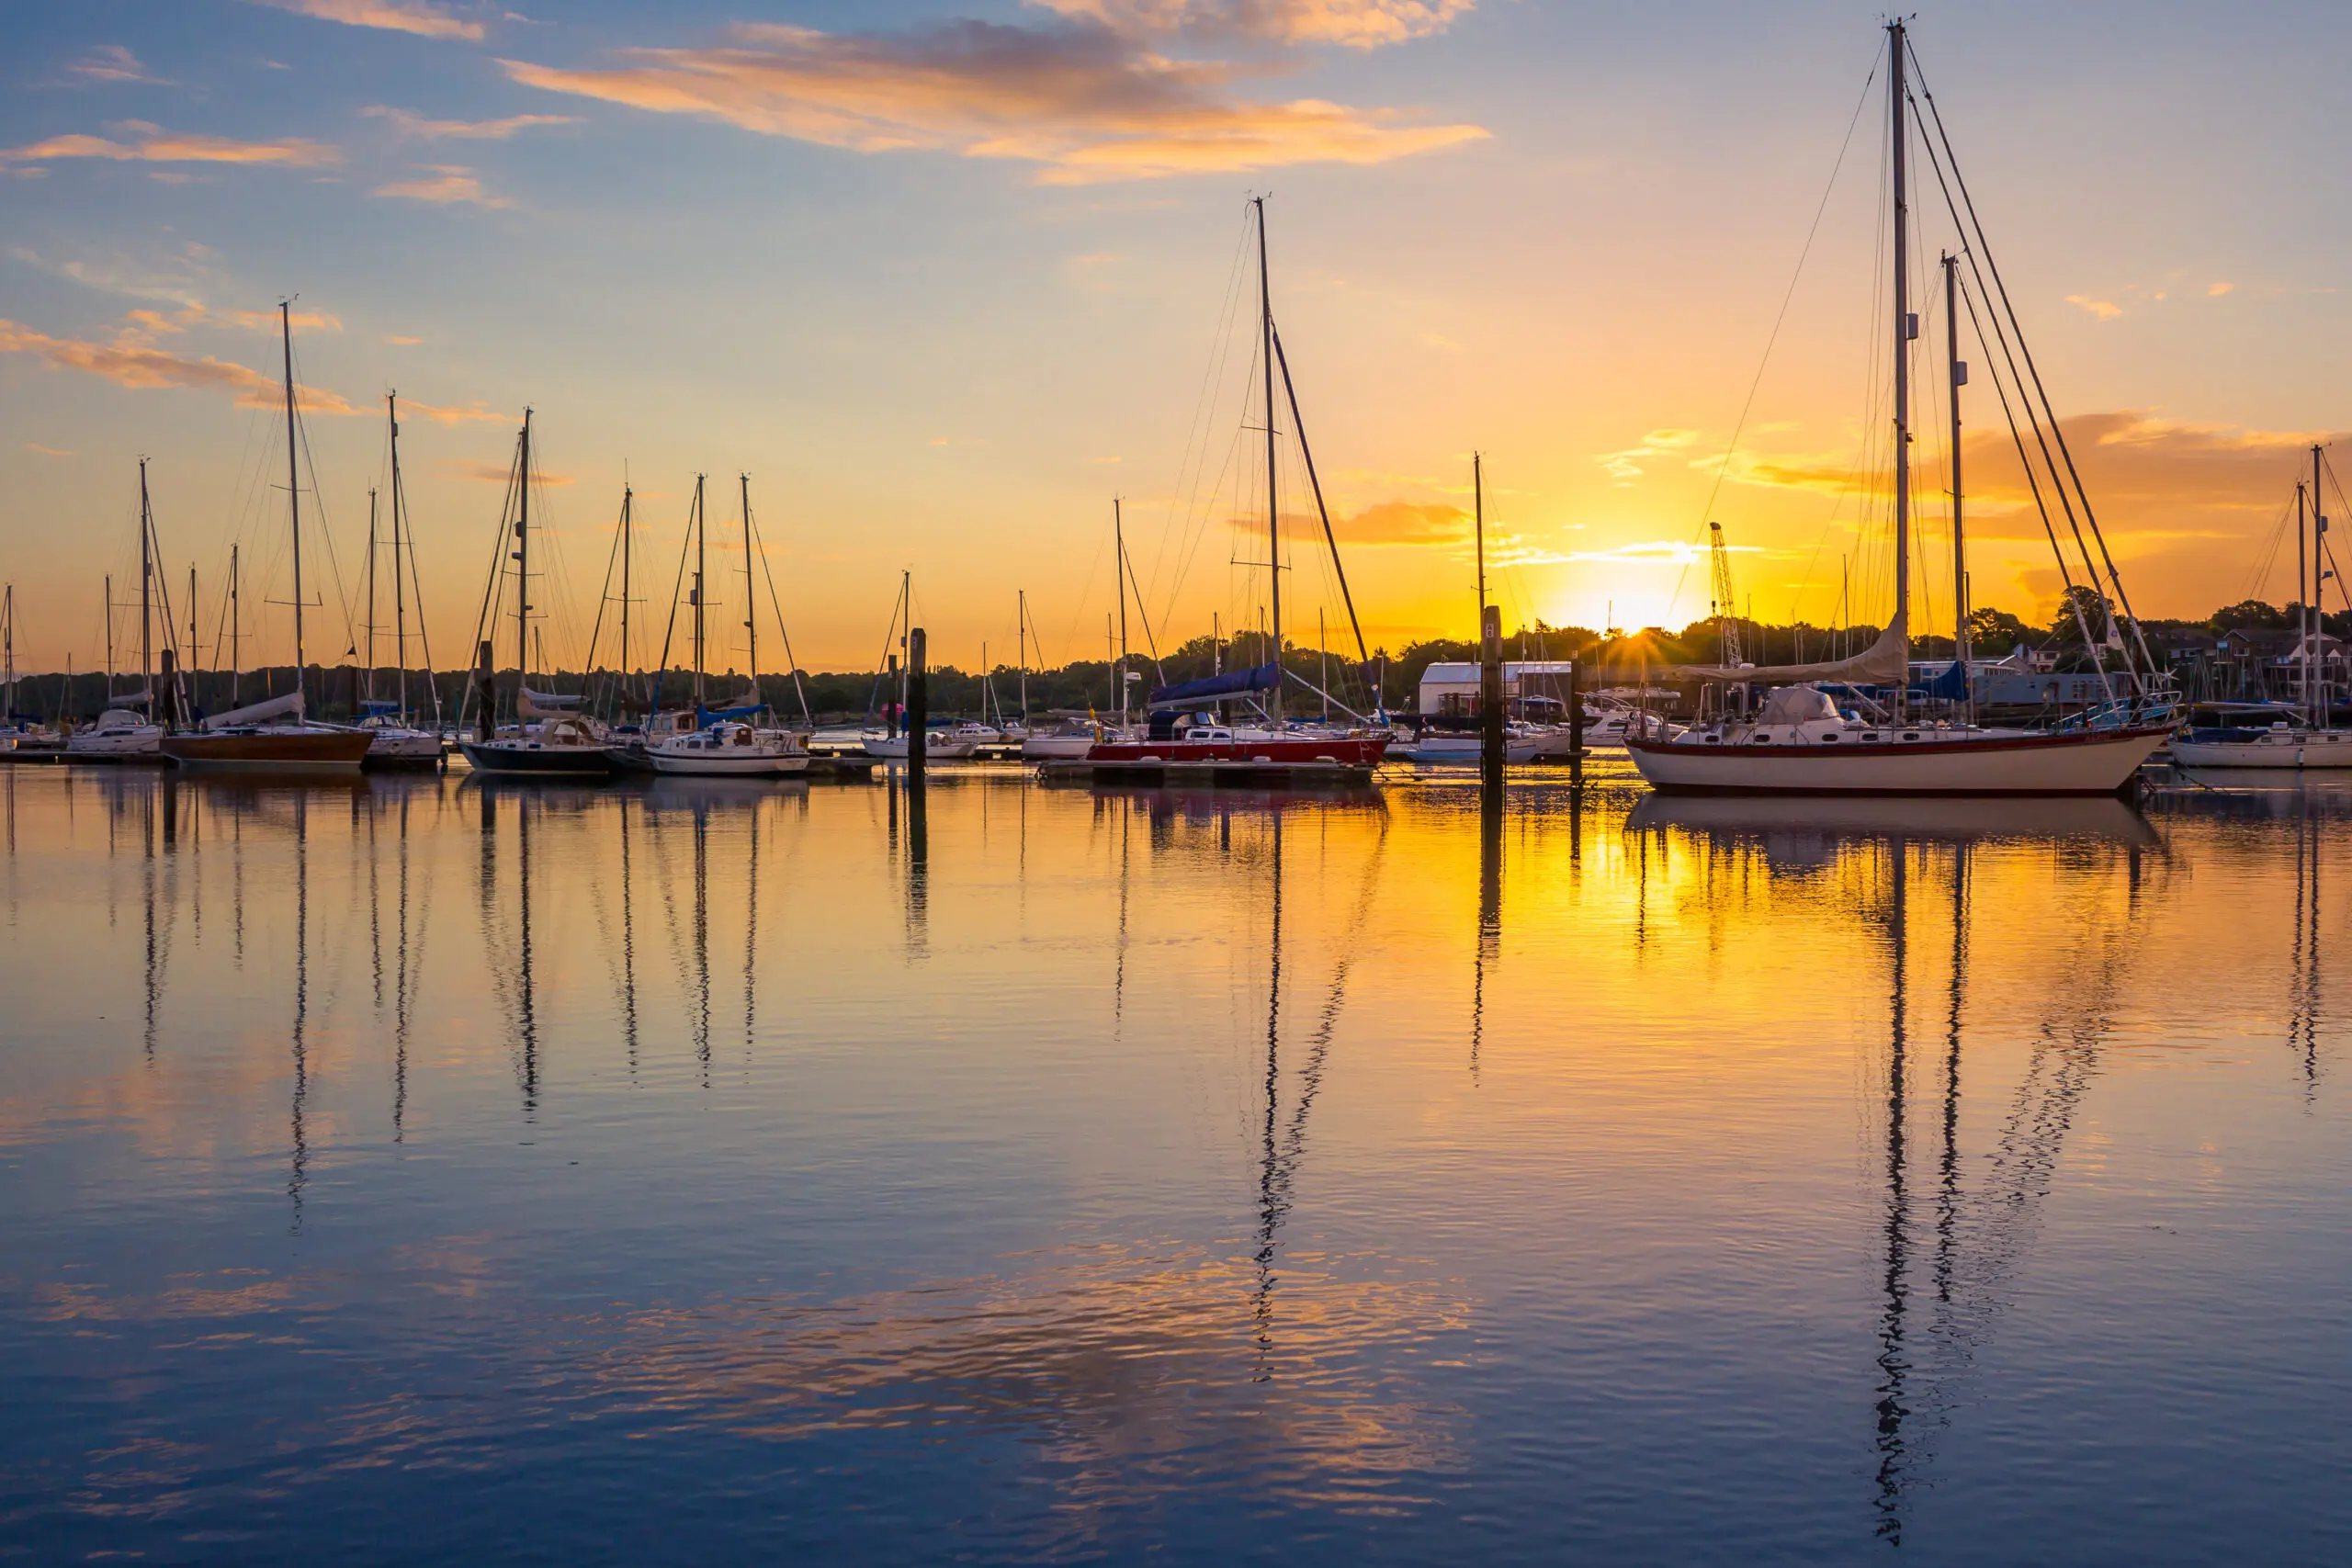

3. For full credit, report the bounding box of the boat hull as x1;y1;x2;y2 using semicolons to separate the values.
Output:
1020;734;1099;760
363;731;446;769
1082;736;1391;770
1625;725;2169;795
160;730;375;772
648;752;810;776
458;740;613;776
862;737;979;760
2169;732;2352;769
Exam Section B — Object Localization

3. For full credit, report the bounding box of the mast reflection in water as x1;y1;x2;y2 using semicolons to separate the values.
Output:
0;769;2341;1564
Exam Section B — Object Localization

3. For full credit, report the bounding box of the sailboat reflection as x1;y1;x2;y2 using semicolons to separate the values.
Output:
1627;795;2165;1540
288;789;311;1230
476;785;542;1117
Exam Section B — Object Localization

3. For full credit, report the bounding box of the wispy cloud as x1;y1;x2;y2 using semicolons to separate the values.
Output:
66;45;171;85
439;457;568;484
1035;1;1476;49
361;105;577;139
2207;280;2234;298
0;120;340;169
374;164;509;206
1568;539;1758;567
498;16;1487;184
385;333;424;345
1597;427;1699;481
26;443;76;457
400;396;508;424
2065;294;2123;321
248;0;486;42
0;317;356;413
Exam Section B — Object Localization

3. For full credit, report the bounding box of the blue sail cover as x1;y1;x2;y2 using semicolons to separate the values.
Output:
697;704;763;725
1148;662;1279;708
1921;660;1969;700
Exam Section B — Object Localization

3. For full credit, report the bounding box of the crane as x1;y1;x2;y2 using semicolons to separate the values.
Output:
1708;520;1744;667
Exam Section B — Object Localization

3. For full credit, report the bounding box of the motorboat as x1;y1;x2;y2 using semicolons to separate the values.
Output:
647;719;809;776
1084;724;1389;769
1021;718;1103;760
67;708;163;759
864;728;980;761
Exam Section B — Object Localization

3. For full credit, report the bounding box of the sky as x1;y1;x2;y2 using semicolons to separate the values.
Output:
3;0;2349;677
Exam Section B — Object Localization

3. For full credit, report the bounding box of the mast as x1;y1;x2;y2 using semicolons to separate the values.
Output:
228;545;240;710
1946;251;1968;713
2299;482;2310;724
1114;498;1128;728
691;473;707;709
1889;18;1913;721
741;474;757;710
388;393;408;723
1017;590;1029;727
619;482;633;713
516;409;533;700
366;485;379;706
1257;196;1283;726
139;459;153;697
2316;444;2328;729
282;301;306;711
1475;451;1487;619
104;574;113;697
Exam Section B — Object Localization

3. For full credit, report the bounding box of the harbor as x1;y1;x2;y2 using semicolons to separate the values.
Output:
5;5;2351;1563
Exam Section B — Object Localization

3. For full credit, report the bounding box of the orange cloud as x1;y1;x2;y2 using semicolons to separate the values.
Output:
1037;1;1476;48
399;396;509;424
374;164;509;207
0;120;339;168
248;0;484;41
26;444;75;457
498;17;1487;183
439;457;570;485
0;317;356;413
361;106;578;139
2065;294;2123;321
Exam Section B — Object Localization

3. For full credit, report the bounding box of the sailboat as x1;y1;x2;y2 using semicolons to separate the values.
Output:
861;571;978;760
1081;198;1389;775
2171;451;2352;769
1625;21;2171;797
159;319;373;773
359;394;444;768
648;475;808;776
67;497;164;760
458;410;611;776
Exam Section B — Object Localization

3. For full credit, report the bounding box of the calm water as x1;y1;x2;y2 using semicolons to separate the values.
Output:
0;761;2346;1563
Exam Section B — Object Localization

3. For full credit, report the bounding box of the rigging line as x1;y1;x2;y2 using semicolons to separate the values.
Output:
287;337;361;666
747;489;812;725
455;429;523;730
650;489;697;715
1118;527;1169;682
581;486;628;715
1907;49;2157;684
1910;115;2120;680
1270;321;1368;666
1674;40;1885;622
2242;488;2296;606
1956;281;2112;698
1147;207;1256;617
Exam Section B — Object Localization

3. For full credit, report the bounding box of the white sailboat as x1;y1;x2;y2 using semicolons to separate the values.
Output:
2170;452;2352;769
1627;20;2171;797
360;393;444;768
644;476;809;777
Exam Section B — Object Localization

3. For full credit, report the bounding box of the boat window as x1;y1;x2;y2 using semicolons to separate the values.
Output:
1902;731;1919;741
1821;734;1838;742
1749;734;1769;744
1861;732;1879;741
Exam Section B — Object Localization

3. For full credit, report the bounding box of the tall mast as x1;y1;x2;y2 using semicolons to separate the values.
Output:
1257;196;1283;726
691;473;706;709
515;409;534;697
187;565;198;714
619;482;633;712
1114;498;1128;728
2316;444;2328;728
1889;20;1912;719
104;574;113;696
388;393;407;723
228;545;240;709
366;485;379;705
1474;451;1486;618
741;473;757;708
1946;251;1967;703
282;301;306;708
139;459;153;695
1017;590;1029;726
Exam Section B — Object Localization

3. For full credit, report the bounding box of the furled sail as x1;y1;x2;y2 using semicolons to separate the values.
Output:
1148;662;1279;708
517;687;583;720
1670;615;1908;685
201;690;304;730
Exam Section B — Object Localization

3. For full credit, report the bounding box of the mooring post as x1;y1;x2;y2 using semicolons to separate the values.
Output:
1480;603;1505;797
886;653;899;739
474;639;495;742
156;648;177;730
907;628;928;786
1566;656;1585;788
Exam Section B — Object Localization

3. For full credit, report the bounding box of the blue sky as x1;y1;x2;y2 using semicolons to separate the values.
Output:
3;1;2348;673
